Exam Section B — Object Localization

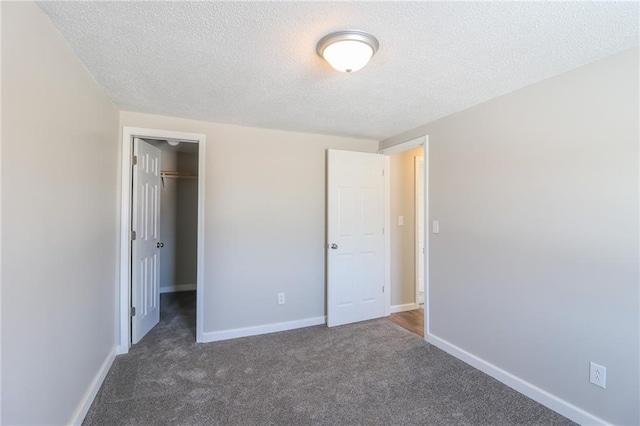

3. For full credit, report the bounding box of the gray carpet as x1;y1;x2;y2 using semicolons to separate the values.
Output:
84;292;574;425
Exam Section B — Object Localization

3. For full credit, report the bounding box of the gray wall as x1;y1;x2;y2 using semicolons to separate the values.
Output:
1;2;119;424
381;47;639;425
159;150;198;292
160;150;178;292
176;153;198;286
390;146;424;306
119;112;378;333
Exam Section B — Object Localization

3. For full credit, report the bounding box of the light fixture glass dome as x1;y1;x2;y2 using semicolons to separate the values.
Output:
317;30;379;73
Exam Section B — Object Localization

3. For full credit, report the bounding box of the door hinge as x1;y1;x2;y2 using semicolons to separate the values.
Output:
131;230;137;241
382;286;385;293
130;306;136;317
382;169;385;176
132;155;138;166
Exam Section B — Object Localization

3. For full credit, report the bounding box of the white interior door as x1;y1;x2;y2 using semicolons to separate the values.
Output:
415;157;425;304
327;149;385;327
132;138;161;343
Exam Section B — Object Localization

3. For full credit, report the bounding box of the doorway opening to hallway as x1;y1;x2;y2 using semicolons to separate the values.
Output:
384;138;426;338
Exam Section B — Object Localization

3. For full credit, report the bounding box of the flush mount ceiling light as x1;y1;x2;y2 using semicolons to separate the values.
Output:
316;30;379;73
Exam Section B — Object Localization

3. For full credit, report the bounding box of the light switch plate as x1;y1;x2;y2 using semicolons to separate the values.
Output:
432;220;440;234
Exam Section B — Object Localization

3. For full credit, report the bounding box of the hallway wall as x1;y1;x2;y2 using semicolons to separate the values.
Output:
390;146;424;307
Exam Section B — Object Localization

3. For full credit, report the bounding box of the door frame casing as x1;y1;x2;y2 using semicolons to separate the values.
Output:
378;135;429;337
118;127;206;353
414;155;425;306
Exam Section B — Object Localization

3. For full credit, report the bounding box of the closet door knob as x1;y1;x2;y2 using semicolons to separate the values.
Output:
331;243;338;249
157;242;164;248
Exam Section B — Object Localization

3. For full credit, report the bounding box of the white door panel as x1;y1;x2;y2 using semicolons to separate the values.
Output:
327;149;385;327
132;138;161;343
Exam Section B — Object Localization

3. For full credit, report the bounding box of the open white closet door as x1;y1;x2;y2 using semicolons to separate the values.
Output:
327;149;386;327
131;137;161;343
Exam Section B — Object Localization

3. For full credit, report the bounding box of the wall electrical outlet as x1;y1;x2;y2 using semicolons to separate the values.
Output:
589;362;606;389
278;292;286;305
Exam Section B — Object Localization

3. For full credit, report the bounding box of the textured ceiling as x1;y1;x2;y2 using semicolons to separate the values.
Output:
37;1;639;140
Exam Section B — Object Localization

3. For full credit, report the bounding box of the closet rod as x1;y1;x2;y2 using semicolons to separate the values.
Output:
160;171;197;179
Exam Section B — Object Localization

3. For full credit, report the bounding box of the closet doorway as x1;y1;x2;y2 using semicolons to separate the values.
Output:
146;137;198;343
119;127;206;353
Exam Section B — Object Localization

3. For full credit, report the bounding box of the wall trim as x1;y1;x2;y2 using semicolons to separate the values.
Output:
201;316;326;343
160;283;196;294
68;347;116;425
378;136;426;156
414;155;425;309
116;343;128;356
390;303;419;313
425;333;609;426
384;155;391;316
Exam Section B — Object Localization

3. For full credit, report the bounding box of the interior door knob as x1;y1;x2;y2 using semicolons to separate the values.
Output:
331;243;338;249
157;242;164;248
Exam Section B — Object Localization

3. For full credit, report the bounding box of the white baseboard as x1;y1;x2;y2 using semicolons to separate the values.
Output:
425;334;609;426
390;303;419;313
69;346;116;425
160;283;196;294
201;316;326;343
